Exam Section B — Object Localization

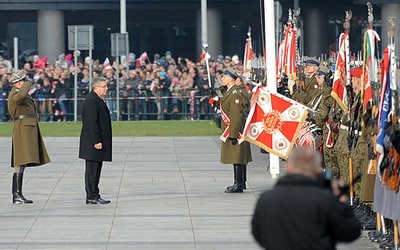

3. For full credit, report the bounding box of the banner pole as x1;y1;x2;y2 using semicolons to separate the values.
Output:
265;0;280;178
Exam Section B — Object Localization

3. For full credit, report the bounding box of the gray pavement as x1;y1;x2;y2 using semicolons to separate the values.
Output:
0;136;379;250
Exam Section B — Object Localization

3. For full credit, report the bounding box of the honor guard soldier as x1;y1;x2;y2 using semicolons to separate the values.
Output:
210;67;252;193
348;68;375;202
292;58;319;105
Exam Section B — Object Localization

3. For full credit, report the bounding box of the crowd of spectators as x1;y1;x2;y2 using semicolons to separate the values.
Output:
0;50;245;122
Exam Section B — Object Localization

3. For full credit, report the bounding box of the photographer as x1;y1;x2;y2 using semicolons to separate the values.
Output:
252;146;361;250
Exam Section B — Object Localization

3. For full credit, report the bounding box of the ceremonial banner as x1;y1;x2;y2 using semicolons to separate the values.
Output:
243;86;308;159
363;28;380;110
331;31;350;113
376;47;392;169
243;35;254;73
276;39;284;76
283;24;297;79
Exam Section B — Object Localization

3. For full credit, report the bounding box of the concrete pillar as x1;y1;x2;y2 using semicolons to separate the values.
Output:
38;10;65;65
302;8;328;58
196;9;222;60
381;4;400;56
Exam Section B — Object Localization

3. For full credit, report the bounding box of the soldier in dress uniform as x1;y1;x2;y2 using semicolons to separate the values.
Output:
334;68;366;197
347;68;375;201
210;67;252;193
7;70;51;204
227;76;252;191
310;67;340;176
292;58;319;105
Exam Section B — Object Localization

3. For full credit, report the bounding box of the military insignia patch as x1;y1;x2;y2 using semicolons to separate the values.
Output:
235;99;240;104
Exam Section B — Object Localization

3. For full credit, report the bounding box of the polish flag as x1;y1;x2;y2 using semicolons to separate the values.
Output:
243;36;254;73
140;52;149;61
136;52;149;66
103;57;111;67
331;31;350;113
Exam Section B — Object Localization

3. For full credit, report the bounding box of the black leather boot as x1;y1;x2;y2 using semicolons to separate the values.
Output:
242;164;247;189
226;165;238;191
13;168;33;204
225;165;243;193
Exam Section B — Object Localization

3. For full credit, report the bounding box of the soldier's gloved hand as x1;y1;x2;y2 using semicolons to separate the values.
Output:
363;104;373;125
209;88;217;98
306;116;316;124
208;89;219;105
368;147;376;160
229;138;238;145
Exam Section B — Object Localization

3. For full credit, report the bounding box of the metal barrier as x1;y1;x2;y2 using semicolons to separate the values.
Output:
0;95;215;122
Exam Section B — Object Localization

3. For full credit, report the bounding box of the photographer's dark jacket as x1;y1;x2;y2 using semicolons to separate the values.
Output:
79;90;112;162
8;81;50;167
252;174;361;250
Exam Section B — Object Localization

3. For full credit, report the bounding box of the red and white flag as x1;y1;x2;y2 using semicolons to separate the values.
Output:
362;27;380;111
331;31;350;113
150;80;157;92
283;23;297;79
243;36;254;73
103;57;111;67
136;52;149;66
276;40;285;76
243;86;308;159
140;52;149;61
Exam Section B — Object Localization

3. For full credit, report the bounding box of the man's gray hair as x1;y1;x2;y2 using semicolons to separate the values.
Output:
287;146;322;176
91;77;107;89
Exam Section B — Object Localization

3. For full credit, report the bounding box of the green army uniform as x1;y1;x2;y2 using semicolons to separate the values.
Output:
346;93;375;199
8;81;50;167
292;73;318;104
8;70;51;204
347;94;363;197
315;88;342;179
220;84;252;165
352;110;376;202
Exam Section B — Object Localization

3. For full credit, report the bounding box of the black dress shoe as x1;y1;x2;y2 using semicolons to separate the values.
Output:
86;198;111;204
86;199;98;204
96;198;111;204
225;183;243;193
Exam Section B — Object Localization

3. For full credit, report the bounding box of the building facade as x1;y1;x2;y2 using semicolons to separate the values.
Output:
0;0;398;64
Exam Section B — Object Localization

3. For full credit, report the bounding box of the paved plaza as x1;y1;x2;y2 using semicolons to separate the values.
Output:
0;136;379;249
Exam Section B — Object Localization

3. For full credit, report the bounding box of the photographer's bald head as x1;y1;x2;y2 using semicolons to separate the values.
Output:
286;146;322;178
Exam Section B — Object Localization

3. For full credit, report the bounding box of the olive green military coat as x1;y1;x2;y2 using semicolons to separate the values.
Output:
292;73;318;104
220;85;252;164
8;81;50;167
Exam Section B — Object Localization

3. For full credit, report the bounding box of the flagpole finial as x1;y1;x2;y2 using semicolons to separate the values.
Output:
293;8;300;28
288;9;293;24
388;17;396;38
367;2;373;26
344;10;352;31
202;42;208;52
247;26;252;38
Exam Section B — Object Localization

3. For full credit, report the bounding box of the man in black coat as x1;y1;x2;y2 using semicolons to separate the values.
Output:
79;77;112;204
251;146;361;250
